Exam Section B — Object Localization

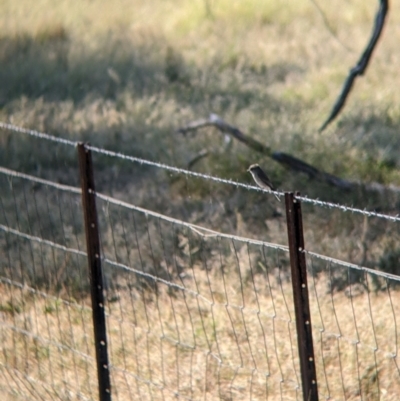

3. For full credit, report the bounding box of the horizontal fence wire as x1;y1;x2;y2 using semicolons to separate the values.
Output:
306;252;400;400
89;190;302;400
0;167;303;399
1;222;300;399
0;167;96;400
1;126;400;400
1;121;400;222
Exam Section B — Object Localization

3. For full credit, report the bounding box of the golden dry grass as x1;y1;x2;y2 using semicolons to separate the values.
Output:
1;0;400;400
1;0;400;185
1;238;400;400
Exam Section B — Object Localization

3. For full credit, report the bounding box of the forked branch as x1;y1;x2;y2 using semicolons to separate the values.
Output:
178;114;353;190
178;113;400;196
319;0;389;131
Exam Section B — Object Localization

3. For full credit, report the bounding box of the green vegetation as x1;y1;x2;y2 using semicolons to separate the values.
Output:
1;0;399;186
1;1;400;399
1;0;399;266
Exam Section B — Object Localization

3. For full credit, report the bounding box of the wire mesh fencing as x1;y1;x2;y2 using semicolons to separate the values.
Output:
1;123;400;400
0;163;300;400
0;167;96;400
96;192;301;400
306;252;400;400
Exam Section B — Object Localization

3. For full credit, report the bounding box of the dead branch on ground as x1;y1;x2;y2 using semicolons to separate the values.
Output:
178;113;400;196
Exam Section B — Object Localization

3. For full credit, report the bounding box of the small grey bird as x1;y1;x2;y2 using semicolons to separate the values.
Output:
247;164;280;200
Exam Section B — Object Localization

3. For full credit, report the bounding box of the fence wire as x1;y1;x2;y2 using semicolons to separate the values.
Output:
95;193;300;400
1;121;400;222
306;252;400;400
0;169;96;400
1;127;400;400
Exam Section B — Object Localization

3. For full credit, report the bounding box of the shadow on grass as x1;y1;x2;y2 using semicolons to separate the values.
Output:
0;24;297;188
0;27;164;105
1;24;399;288
0;24;298;112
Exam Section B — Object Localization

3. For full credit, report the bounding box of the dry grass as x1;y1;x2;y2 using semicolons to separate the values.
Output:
1;0;400;399
1;258;400;400
1;164;400;399
1;0;400;183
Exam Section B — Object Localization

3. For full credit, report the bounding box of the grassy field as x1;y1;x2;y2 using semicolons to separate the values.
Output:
1;0;400;399
1;0;400;184
1;0;400;262
1;179;400;400
2;246;400;400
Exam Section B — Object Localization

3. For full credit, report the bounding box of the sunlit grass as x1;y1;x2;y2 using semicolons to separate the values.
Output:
1;266;400;400
1;2;400;397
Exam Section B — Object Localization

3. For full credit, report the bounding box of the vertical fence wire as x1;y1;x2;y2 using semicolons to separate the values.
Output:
92;189;300;400
0;168;96;400
1;129;400;400
307;251;400;400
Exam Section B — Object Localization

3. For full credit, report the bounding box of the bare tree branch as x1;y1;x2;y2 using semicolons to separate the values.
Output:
178;114;353;189
178;113;400;195
319;0;389;132
271;152;353;190
179;114;272;154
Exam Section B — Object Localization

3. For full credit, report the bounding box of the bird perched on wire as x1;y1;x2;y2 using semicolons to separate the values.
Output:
247;164;280;201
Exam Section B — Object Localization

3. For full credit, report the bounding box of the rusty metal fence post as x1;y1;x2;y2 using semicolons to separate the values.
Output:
78;143;112;401
285;192;319;401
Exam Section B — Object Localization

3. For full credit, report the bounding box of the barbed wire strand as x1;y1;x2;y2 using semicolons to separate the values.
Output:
305;250;400;283
0;165;289;252
1;122;400;223
2;185;399;286
2;157;400;398
0;166;81;194
0;122;77;147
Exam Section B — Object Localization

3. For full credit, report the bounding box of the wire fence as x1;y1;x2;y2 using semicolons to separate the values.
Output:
1;122;400;400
